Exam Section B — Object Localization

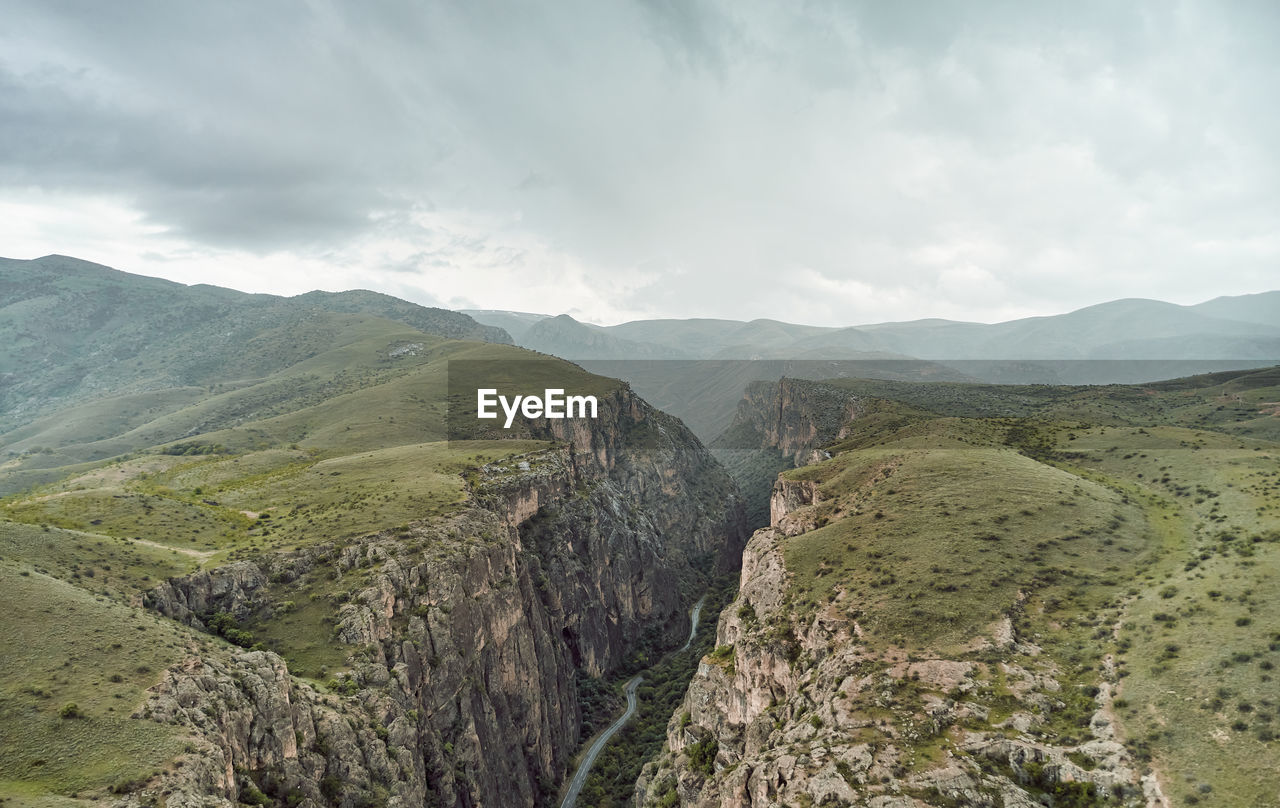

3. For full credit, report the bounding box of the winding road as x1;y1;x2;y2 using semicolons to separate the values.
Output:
560;675;643;808
681;596;707;652
560;597;708;808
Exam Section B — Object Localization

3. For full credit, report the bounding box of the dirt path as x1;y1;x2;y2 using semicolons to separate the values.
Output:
51;525;216;562
127;536;215;559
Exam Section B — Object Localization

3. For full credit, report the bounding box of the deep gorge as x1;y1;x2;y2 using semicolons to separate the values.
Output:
132;384;749;808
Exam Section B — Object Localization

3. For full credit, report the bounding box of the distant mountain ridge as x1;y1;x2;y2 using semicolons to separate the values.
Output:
522;313;692;359
469;294;1280;440
465;291;1280;361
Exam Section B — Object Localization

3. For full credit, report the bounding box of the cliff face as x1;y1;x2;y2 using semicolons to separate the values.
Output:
134;385;746;808
719;379;863;465
636;528;1149;808
637;380;1164;808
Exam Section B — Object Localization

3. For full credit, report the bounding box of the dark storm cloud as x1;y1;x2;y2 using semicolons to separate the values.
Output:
2;1;464;247
2;1;1278;323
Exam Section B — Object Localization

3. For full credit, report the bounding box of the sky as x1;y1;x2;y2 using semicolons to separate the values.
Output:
2;1;1278;327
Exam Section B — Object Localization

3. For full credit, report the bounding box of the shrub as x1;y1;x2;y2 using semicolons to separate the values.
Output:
239;783;271;806
59;702;83;719
320;775;343;801
687;737;718;775
325;677;359;696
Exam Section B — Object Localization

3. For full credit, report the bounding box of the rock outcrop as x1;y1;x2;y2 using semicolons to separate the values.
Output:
146;561;270;628
637;529;1148;808
718;379;863;464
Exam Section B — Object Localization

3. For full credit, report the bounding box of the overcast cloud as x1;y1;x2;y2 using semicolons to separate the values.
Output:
2;1;1277;325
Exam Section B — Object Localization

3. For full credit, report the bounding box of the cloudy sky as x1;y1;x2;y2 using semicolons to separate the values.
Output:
2;1;1278;326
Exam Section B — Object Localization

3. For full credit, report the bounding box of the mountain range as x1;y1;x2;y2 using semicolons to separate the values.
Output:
0;254;745;807
465;293;1277;442
464;291;1280;362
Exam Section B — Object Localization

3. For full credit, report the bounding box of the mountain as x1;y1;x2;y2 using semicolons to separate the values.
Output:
773;296;1280;360
467;312;859;360
292;288;511;343
1190;289;1280;328
521;313;687;359
466;298;1279;443
467;292;1280;363
460;308;550;342
607;318;836;358
0;255;511;433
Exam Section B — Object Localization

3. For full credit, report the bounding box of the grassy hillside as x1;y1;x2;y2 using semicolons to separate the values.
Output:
1056;425;1279;806
0;255;509;436
0;562;195;802
0;335;592;563
0;517;199;597
810;366;1280;441
760;367;1280;806
0;320;570;496
780;440;1154;650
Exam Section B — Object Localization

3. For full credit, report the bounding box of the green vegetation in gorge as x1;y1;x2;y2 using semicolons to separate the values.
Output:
572;575;739;808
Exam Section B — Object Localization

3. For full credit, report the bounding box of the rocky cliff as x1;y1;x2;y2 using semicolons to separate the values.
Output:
635;528;1154;808
637;379;1165;808
131;385;745;808
715;379;865;465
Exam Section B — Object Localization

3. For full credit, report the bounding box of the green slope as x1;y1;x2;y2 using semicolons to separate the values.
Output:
0;254;510;436
764;367;1280;806
0;562;194;801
